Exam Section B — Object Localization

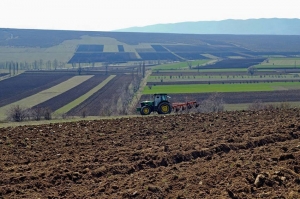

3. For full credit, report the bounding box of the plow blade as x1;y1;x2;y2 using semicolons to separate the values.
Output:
172;101;199;112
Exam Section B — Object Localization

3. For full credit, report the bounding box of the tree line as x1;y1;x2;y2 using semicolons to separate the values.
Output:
0;59;66;74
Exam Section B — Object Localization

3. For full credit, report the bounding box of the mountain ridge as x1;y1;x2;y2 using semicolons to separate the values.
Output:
115;18;300;35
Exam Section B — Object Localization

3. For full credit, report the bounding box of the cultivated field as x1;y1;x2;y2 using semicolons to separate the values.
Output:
67;74;135;116
136;57;300;111
2;28;300;199
33;75;111;113
0;75;93;120
140;90;300;105
55;75;116;115
1;109;300;198
1;29;300;118
0;72;74;107
143;82;300;94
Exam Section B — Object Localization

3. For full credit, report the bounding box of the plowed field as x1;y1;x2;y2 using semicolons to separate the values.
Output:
140;90;300;105
1;109;300;198
67;75;133;116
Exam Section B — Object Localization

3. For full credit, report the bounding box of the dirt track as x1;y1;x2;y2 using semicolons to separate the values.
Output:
1;109;300;198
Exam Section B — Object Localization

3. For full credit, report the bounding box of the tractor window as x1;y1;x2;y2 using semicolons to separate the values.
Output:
161;95;167;101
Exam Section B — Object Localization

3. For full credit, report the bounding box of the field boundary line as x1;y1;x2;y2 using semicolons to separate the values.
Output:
162;46;185;60
54;75;116;114
128;70;152;113
0;71;25;82
0;75;93;120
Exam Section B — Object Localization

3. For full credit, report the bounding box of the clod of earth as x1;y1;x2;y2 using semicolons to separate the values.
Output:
1;108;300;198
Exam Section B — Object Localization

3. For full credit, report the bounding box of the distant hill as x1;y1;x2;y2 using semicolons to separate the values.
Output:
116;18;300;35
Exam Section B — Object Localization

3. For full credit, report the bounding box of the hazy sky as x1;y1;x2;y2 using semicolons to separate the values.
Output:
1;0;300;31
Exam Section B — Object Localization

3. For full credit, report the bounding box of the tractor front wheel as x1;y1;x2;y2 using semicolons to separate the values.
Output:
158;102;172;114
140;106;151;115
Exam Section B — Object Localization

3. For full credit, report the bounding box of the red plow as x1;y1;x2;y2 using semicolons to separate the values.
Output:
172;101;199;112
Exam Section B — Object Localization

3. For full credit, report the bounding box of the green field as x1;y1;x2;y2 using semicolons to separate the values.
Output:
152;60;211;70
255;58;300;69
148;74;300;82
143;82;300;94
152;68;248;73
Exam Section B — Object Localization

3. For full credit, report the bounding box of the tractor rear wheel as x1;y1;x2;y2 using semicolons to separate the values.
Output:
158;102;172;114
140;106;151;115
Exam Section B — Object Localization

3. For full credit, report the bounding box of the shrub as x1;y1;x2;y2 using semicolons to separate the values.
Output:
198;93;224;113
248;100;265;110
6;105;28;122
43;107;52;120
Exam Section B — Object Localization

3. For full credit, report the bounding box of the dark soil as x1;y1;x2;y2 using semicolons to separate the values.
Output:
67;75;133;116
141;90;300;105
33;75;108;111
1;109;300;198
0;72;73;107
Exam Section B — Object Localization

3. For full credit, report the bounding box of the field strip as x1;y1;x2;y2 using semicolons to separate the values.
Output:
224;101;300;111
54;75;116;115
0;76;93;120
143;82;300;94
0;71;25;82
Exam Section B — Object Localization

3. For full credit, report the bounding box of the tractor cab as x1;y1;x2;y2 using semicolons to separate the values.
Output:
137;93;172;115
154;94;169;106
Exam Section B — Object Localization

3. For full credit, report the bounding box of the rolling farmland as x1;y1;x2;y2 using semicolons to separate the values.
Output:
0;29;300;120
33;75;110;112
0;75;93;120
1;27;300;199
0;72;73;107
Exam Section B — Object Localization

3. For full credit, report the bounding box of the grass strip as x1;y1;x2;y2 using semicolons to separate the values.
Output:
54;75;116;114
153;60;210;70
143;82;300;94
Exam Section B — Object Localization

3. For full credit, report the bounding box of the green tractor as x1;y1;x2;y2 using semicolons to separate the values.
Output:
137;93;172;115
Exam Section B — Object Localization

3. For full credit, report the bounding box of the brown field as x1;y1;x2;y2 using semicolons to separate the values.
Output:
1;109;300;198
33;75;108;112
0;72;73;107
140;90;300;105
67;74;134;116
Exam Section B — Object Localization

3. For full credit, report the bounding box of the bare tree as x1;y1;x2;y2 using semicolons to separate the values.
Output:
198;93;224;113
78;65;82;75
16;62;19;74
43;107;52;120
81;108;87;118
104;62;109;75
247;66;257;76
33;60;39;70
248;100;265;110
53;59;58;70
39;59;44;69
187;61;192;69
46;60;52;70
72;62;76;69
6;105;28;122
142;61;146;77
